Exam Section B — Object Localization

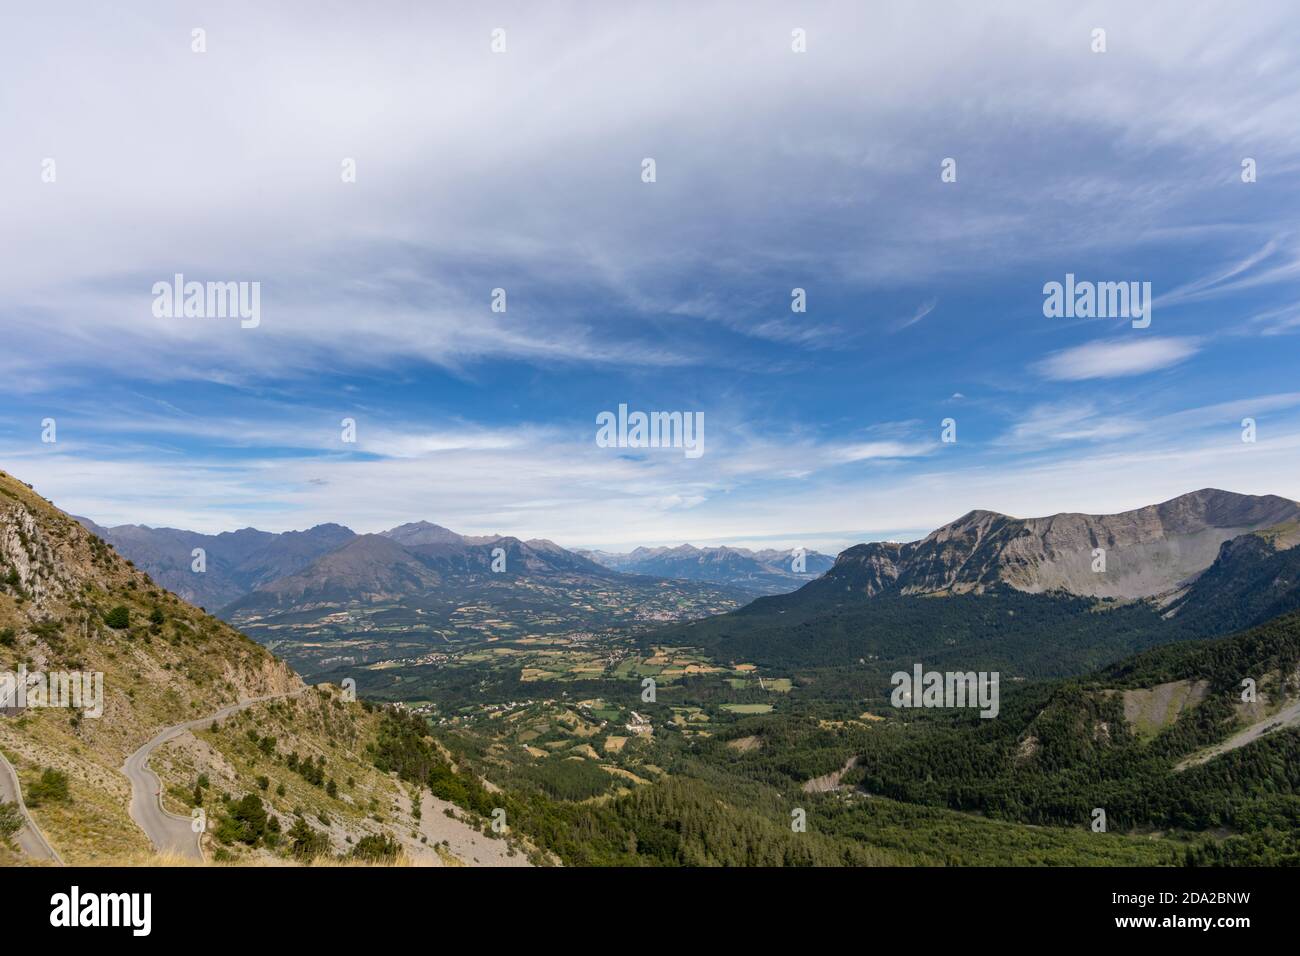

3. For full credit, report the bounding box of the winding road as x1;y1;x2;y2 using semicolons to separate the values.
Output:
123;692;299;860
0;749;63;864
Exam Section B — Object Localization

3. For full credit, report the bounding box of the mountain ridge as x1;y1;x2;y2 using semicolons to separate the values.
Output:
809;488;1300;602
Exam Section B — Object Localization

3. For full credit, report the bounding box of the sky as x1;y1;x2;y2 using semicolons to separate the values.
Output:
3;1;1300;553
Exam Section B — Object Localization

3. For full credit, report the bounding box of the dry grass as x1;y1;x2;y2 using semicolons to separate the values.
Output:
95;848;431;867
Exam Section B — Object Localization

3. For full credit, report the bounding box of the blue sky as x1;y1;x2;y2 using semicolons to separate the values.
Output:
3;1;1300;551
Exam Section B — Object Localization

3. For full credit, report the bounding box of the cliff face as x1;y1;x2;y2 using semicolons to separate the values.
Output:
817;490;1300;601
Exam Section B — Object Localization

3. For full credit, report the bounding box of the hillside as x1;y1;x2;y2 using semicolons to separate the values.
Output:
840;608;1300;863
1160;524;1300;633
0;469;299;863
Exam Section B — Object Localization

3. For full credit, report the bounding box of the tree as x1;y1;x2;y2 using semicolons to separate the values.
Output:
216;793;270;846
287;817;331;860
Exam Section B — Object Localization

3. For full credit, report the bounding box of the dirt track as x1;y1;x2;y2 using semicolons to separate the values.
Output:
1177;697;1300;770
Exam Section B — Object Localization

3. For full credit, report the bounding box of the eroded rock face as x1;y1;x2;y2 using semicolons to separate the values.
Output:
820;490;1300;601
1;501;75;606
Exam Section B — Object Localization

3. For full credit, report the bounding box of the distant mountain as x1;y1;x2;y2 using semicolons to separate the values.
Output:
803;489;1300;602
74;517;355;610
580;544;835;595
223;534;444;611
379;521;464;547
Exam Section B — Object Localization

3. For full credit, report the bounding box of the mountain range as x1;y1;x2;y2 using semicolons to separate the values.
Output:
221;530;625;615
74;519;757;676
579;544;835;595
75;517;807;615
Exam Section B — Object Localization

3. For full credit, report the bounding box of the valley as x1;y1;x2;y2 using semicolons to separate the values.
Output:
5;473;1300;867
228;580;746;679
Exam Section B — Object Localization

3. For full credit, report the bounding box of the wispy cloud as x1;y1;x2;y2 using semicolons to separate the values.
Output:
1034;338;1200;381
999;403;1144;448
894;299;938;332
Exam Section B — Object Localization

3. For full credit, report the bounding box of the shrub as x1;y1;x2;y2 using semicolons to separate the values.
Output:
103;606;130;630
350;833;399;863
27;768;70;806
0;801;23;839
